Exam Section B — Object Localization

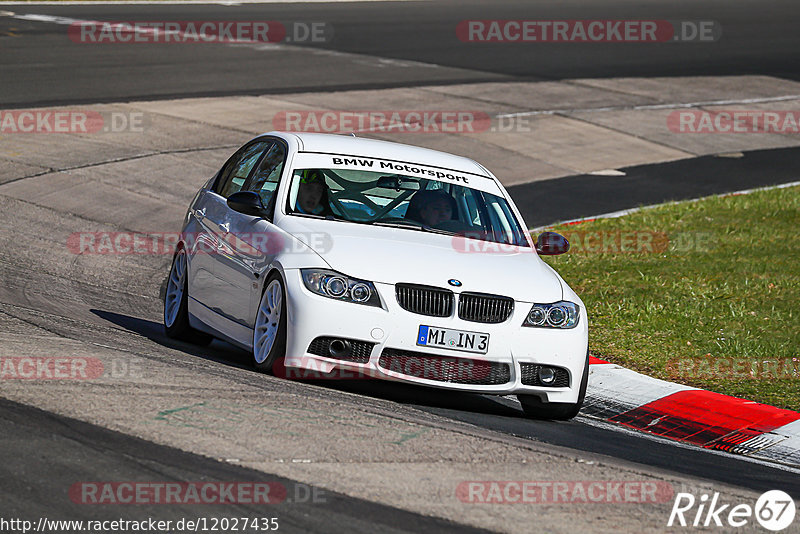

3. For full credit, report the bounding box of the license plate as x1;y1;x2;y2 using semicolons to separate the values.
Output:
417;325;489;354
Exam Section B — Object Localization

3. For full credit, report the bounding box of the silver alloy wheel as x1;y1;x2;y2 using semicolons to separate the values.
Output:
254;279;283;364
164;249;186;328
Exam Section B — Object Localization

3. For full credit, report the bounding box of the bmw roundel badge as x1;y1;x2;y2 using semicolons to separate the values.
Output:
448;279;462;287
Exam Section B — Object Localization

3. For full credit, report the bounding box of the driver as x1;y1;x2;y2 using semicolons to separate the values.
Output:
295;169;333;216
405;189;458;227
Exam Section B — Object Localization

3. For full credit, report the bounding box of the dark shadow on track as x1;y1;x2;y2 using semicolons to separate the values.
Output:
302;378;522;418
90;309;251;368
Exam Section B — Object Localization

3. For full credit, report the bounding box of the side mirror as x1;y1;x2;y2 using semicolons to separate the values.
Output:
535;231;569;255
227;191;268;218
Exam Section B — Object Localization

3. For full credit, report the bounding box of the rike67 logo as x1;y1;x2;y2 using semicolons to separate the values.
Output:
668;490;796;531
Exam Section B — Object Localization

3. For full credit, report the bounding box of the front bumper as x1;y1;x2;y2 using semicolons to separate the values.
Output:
282;269;588;403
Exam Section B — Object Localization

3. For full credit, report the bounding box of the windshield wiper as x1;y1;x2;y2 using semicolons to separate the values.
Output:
373;220;422;229
373;220;455;236
289;211;347;222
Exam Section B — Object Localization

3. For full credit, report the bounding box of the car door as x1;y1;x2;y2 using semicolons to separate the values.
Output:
213;140;288;330
189;138;272;326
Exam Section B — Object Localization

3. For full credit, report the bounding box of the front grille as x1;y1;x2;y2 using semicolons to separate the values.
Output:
378;348;510;385
519;363;571;387
396;284;454;317
458;292;515;324
307;337;375;364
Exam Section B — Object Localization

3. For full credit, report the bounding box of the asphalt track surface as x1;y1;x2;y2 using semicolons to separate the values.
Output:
511;146;800;228
2;0;800;531
18;290;800;501
0;397;489;533
0;0;799;106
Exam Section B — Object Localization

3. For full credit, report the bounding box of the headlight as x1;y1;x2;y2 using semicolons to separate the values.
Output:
522;301;579;329
301;269;382;308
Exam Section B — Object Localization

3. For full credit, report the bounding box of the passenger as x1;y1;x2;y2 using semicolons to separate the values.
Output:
405;189;458;227
295;169;333;216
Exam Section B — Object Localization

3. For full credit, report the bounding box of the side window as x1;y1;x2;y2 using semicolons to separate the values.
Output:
214;141;271;198
246;142;286;205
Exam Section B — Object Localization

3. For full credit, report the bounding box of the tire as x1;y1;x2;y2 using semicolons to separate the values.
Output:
163;248;213;345
518;351;589;421
252;272;287;373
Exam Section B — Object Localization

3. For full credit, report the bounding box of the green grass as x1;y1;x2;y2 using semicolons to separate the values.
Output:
540;185;800;411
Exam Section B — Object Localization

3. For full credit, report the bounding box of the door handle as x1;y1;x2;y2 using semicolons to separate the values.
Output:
195;207;206;218
219;222;230;233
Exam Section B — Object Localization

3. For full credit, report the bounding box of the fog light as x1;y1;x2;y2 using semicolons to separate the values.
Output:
329;339;351;357
539;366;556;384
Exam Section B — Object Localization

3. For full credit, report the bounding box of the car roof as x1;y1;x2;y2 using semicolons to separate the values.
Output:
277;132;493;178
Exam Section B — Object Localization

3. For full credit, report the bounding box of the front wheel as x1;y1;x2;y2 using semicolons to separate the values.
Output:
163;248;212;345
252;273;287;373
518;352;589;420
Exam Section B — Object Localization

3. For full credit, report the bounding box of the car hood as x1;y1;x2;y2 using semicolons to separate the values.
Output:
279;216;563;303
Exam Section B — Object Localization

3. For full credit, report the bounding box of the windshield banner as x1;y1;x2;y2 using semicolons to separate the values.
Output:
290;153;502;195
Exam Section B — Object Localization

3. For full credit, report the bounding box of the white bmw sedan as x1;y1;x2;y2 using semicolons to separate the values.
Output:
164;132;588;419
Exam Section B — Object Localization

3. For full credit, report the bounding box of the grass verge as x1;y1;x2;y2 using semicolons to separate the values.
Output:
541;184;800;411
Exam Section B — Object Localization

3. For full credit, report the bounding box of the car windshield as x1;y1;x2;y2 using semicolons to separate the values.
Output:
285;167;530;247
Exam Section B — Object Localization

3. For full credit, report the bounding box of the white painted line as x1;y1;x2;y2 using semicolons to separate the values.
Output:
588;169;626;176
0;0;419;4
8;13;78;24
